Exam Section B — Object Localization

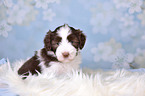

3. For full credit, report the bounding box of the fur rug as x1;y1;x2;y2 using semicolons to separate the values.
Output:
0;60;145;96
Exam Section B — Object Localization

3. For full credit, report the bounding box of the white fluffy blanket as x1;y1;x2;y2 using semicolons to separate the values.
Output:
0;60;145;96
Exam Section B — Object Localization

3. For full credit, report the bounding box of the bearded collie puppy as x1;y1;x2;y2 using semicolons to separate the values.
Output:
18;24;86;77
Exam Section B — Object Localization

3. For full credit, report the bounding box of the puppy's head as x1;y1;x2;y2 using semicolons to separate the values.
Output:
44;24;86;63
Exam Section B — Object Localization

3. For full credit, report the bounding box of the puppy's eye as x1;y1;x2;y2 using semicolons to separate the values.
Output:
56;43;59;45
71;41;74;44
71;41;79;44
52;42;60;46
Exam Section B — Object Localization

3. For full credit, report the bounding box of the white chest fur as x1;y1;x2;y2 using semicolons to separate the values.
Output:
39;52;82;76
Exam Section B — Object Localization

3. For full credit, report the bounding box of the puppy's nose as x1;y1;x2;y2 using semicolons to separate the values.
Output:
62;52;69;58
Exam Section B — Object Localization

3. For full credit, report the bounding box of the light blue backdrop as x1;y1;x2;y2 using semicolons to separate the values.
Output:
0;0;145;95
1;0;145;70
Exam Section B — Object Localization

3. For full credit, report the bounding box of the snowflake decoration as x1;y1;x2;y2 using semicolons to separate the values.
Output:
128;0;143;14
112;50;134;69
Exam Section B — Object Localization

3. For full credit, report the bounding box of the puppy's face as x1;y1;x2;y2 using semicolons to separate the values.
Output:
44;24;86;63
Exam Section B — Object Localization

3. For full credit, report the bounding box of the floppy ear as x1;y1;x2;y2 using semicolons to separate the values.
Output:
44;30;52;51
77;30;86;50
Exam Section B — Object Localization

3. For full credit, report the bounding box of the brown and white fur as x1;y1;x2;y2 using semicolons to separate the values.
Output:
18;24;86;78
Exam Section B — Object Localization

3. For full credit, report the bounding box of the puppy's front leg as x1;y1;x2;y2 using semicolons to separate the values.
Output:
18;55;41;76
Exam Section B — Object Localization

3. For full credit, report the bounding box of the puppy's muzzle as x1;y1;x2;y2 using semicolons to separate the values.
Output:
62;52;69;58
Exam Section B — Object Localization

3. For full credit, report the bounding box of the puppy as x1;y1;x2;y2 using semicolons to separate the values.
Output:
18;24;86;77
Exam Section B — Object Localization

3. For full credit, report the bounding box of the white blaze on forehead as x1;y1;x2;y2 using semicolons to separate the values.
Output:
57;25;71;40
55;25;77;63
